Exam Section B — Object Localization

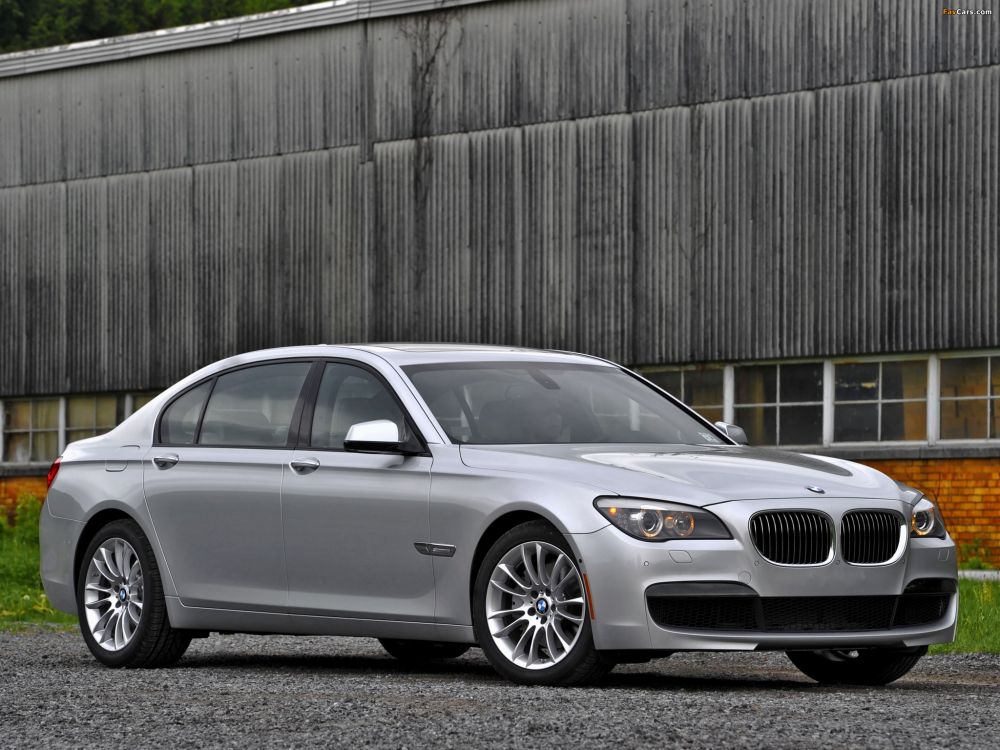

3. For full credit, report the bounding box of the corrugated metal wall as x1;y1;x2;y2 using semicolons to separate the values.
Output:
1;0;998;395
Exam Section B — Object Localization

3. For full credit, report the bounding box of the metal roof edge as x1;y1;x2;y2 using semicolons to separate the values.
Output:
0;0;492;79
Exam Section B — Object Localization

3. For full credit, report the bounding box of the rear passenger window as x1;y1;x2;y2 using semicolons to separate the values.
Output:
160;381;212;445
198;362;311;447
310;363;409;450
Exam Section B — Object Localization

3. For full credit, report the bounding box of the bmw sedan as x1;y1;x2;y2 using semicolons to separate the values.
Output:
40;345;957;686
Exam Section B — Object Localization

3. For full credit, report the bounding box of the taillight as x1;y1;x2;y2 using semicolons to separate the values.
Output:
46;457;61;490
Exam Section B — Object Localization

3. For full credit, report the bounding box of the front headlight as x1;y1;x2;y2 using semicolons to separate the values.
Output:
910;497;947;539
594;497;731;542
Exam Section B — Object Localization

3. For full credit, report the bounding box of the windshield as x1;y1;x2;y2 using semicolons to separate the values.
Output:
402;362;726;446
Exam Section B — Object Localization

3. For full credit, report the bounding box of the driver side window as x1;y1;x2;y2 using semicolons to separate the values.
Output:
310;363;410;450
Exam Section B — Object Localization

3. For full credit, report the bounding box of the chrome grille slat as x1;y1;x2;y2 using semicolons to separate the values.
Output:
749;511;832;566
841;510;901;564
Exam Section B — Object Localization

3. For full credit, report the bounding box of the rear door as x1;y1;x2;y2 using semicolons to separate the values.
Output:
143;360;312;612
282;360;435;621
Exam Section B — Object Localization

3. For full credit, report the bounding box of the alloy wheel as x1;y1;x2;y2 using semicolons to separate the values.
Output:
485;541;586;670
83;538;144;652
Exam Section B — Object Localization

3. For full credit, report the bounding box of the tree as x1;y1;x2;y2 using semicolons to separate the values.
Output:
0;0;315;54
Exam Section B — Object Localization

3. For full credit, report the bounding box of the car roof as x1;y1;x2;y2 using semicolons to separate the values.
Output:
296;343;615;368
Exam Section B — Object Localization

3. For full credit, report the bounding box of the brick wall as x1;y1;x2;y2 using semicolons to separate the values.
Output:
0;475;47;523
862;458;1000;566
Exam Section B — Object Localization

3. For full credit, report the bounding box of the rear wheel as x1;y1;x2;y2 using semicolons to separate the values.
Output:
786;646;927;685
379;639;470;662
77;519;192;668
473;521;613;686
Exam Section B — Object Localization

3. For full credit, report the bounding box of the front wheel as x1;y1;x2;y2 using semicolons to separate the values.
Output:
786;646;927;685
77;519;192;668
473;521;613;686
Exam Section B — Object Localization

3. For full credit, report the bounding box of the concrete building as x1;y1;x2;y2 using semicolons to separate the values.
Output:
1;0;998;560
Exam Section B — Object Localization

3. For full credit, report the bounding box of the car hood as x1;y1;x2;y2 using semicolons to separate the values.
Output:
458;443;905;506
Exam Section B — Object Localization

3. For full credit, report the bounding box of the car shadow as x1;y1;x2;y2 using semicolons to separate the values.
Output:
170;650;824;691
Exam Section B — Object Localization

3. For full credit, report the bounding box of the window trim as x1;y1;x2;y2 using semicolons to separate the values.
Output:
296;358;431;456
153;358;316;450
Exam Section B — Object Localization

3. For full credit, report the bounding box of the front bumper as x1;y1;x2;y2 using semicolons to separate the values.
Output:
572;497;958;652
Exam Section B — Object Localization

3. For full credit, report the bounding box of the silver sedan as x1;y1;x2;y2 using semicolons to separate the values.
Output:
40;345;957;685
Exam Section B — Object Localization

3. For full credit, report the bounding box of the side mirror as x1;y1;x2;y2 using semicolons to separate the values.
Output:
714;421;749;445
344;419;403;453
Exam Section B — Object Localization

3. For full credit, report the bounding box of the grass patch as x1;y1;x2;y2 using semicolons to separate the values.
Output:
930;579;1000;655
0;496;75;631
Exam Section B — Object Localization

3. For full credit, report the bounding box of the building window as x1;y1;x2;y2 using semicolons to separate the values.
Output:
834;360;927;442
66;395;120;443
642;367;724;423
939;356;1000;440
130;392;160;412
2;399;61;463
734;363;823;446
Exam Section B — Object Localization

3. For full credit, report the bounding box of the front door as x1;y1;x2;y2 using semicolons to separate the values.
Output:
143;361;312;612
282;361;435;621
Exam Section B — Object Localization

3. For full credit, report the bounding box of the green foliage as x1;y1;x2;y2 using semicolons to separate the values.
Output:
931;579;1000;654
958;538;994;570
0;495;75;628
0;0;316;54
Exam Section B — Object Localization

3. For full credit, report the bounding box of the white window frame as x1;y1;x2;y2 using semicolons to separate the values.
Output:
650;349;1000;450
828;354;930;446
936;350;1000;444
0;396;65;464
730;362;826;448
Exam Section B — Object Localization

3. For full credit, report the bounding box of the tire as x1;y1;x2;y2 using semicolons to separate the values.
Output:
472;520;613;686
379;639;470;662
76;518;192;668
786;646;927;686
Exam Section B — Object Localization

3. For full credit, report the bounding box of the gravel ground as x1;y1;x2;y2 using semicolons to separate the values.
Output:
1;631;998;749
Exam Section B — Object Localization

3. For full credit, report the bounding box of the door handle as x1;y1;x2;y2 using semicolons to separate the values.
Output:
289;457;320;474
153;454;179;469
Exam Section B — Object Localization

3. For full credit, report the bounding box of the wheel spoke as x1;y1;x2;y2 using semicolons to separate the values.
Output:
552;619;573;649
513;623;535;664
544;623;562;660
128;602;142;624
490;579;524;597
93;554;116;583
551;565;576;597
114;609;126;649
114;540;128;579
85;583;113;595
534;543;548;587
493;615;529;639
520;545;541;587
488;606;526;620
555;606;584;624
121;609;134;642
525;625;544;667
497;564;530;591
85;596;114;610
